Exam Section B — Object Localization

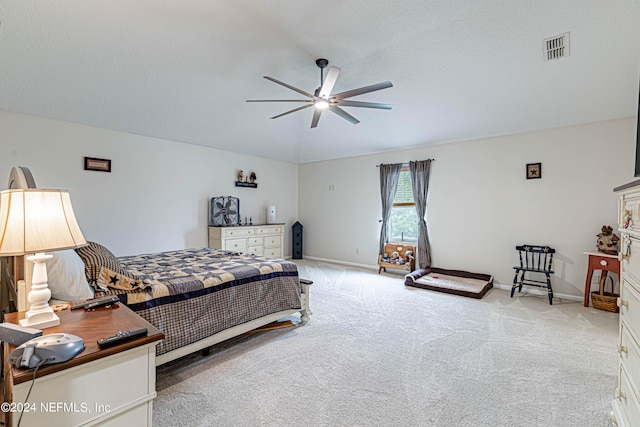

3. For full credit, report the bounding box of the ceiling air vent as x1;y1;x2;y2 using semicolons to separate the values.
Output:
543;32;570;61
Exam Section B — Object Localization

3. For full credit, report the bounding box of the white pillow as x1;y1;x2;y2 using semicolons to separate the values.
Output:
45;249;94;302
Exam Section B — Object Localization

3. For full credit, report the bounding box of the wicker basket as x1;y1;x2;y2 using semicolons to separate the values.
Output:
591;276;619;313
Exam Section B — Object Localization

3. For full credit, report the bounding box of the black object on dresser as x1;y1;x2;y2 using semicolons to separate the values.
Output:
292;221;303;259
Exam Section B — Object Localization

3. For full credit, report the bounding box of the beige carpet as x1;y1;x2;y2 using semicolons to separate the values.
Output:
154;259;618;427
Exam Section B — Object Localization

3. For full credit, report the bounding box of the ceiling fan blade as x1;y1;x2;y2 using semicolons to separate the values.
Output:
270;104;313;119
328;106;360;125
246;99;312;103
263;76;314;98
318;66;341;98
311;108;323;128
332;81;393;100
335;100;393;110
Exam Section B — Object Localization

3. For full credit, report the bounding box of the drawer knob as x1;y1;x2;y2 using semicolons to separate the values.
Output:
617;298;628;308
617;344;627;354
600;260;608;267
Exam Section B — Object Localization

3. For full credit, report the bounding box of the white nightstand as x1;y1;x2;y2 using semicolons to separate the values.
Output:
3;303;163;426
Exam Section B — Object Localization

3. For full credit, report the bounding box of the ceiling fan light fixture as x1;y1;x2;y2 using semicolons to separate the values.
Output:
247;58;392;128
314;99;330;109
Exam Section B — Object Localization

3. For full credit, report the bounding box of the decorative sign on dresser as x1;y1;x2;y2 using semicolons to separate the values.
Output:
208;224;284;259
612;179;640;426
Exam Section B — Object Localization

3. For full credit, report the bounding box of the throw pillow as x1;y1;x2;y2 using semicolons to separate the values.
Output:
75;241;137;288
45;249;94;301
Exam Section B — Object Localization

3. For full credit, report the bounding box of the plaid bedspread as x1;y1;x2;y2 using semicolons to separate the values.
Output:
113;248;301;356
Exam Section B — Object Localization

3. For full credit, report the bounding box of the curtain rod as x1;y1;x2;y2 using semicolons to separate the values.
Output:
376;159;434;167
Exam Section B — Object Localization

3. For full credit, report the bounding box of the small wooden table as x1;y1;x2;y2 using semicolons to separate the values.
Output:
583;251;620;307
3;303;163;426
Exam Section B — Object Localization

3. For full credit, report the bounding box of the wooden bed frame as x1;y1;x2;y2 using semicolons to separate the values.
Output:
0;165;312;366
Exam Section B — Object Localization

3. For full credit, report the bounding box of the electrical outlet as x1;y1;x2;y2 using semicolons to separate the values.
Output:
328;184;335;191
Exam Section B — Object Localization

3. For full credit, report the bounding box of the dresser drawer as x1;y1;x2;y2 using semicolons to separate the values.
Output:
264;247;281;258
225;239;247;251
622;233;640;287
256;226;281;235
620;190;640;237
264;236;281;248
11;345;155;426
615;366;640;427
222;228;254;238
248;237;263;247
620;322;640;402
621;279;640;342
247;246;264;256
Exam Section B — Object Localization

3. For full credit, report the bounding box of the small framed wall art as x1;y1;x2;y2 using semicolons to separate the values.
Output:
84;157;111;172
526;162;541;179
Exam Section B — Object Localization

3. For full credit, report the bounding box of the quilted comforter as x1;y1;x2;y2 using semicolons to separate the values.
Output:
111;248;301;356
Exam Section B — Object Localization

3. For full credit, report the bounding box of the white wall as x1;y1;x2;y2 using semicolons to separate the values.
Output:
0;111;299;256
2;111;635;299
299;118;636;299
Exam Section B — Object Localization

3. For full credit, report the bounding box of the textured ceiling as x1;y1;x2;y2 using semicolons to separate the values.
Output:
1;1;639;163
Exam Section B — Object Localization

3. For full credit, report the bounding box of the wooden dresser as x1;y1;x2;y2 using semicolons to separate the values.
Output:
208;224;284;259
612;179;640;426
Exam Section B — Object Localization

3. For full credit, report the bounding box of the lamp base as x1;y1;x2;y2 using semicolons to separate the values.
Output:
19;309;60;329
22;252;59;329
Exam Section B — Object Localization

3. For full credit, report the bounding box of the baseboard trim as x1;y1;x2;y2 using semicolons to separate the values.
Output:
492;283;583;302
302;256;379;271
299;257;584;302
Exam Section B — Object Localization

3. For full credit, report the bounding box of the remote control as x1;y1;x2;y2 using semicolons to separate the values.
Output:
84;297;120;310
97;328;148;348
71;295;120;310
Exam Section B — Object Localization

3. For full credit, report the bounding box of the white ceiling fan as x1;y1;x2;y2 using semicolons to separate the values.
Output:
247;58;393;128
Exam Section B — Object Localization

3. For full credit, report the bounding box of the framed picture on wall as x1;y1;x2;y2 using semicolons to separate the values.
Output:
526;162;541;179
84;157;111;172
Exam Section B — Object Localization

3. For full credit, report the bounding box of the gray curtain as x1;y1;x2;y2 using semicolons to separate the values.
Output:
379;163;403;256
410;160;432;269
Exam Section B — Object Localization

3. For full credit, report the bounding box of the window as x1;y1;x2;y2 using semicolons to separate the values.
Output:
389;166;418;242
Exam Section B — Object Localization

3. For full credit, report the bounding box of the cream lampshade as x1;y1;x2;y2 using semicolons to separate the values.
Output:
0;189;87;328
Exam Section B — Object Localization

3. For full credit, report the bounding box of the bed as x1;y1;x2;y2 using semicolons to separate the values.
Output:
0;167;311;366
404;267;493;299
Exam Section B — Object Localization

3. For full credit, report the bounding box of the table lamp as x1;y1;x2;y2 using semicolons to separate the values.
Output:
0;189;87;328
